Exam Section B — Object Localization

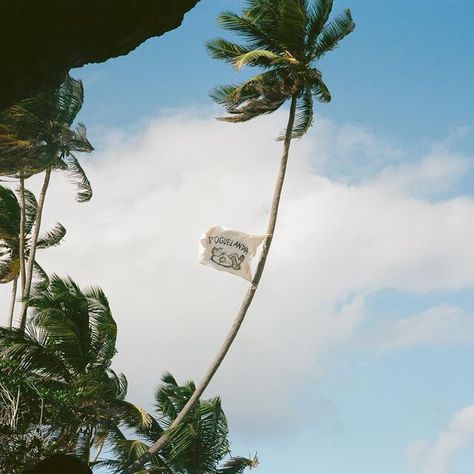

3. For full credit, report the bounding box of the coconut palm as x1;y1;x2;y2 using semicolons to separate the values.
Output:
0;275;148;467
0;185;66;327
0;75;94;330
126;1;355;470
99;372;257;474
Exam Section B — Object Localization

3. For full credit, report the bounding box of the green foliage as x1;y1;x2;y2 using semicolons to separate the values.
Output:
207;0;355;138
98;373;258;473
0;276;144;470
0;75;94;201
0;184;66;284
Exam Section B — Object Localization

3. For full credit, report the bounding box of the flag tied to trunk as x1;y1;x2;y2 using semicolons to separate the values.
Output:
199;225;266;281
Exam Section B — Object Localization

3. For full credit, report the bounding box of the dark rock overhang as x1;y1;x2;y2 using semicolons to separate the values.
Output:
0;0;200;111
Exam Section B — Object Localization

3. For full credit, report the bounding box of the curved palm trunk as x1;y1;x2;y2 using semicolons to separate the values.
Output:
125;95;298;473
7;277;18;328
19;167;52;331
18;174;26;303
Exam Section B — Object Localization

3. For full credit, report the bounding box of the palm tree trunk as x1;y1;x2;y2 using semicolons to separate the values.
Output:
125;95;299;472
7;277;18;328
18;174;26;304
19;167;52;331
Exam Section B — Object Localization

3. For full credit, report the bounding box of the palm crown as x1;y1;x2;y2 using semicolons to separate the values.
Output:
0;275;148;464
0;75;94;201
207;0;355;138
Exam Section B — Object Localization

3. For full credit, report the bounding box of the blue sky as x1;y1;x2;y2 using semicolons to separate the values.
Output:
43;0;474;472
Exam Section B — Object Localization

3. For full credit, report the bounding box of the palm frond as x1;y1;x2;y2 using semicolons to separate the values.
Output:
65;154;92;202
33;260;49;285
69;122;94;154
290;87;314;139
217;11;284;54
207;38;284;71
211;70;290;123
274;0;307;59
49;75;85;127
207;38;254;63
311;76;331;103
311;8;355;58
306;0;333;48
36;222;66;249
22;187;38;235
0;185;20;239
86;286;117;370
0;248;19;283
28;275;91;374
217;455;259;474
0;325;71;382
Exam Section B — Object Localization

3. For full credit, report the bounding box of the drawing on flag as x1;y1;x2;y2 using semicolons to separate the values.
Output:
199;225;266;281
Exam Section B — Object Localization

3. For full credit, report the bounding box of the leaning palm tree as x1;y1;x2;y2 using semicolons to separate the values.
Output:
0;75;94;330
125;1;355;470
99;372;257;474
0;185;66;327
0;275;149;468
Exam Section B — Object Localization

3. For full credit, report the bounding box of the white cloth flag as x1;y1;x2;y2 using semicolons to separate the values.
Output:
199;225;266;281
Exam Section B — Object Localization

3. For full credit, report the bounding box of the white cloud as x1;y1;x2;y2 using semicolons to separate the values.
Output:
406;405;474;474
371;149;469;198
2;107;474;438
364;305;474;352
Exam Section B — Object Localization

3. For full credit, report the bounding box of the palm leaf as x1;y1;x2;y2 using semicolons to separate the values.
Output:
0;185;20;239
65;154;93;202
36;222;66;249
22;187;38;235
281;86;314;140
33;260;49;284
0;247;19;283
217;455;259;474
311;8;355;58
273;0;307;59
217;11;284;54
0;325;71;382
306;0;333;48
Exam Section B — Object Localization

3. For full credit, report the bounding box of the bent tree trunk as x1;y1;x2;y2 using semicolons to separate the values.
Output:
125;95;298;473
18;175;26;305
7;277;18;328
19;167;52;331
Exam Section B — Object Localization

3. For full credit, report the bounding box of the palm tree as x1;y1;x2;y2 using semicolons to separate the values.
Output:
0;275;148;467
0;185;66;327
0;75;94;330
99;373;257;474
125;1;355;470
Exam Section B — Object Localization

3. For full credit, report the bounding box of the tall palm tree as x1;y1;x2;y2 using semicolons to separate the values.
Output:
0;75;94;330
0;275;148;467
0;185;66;327
99;373;257;474
125;1;355;470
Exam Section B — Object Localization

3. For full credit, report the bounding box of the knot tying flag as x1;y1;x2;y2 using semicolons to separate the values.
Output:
199;225;266;281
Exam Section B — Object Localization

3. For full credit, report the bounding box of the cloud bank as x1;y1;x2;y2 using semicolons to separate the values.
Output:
2;107;474;442
406;405;474;474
